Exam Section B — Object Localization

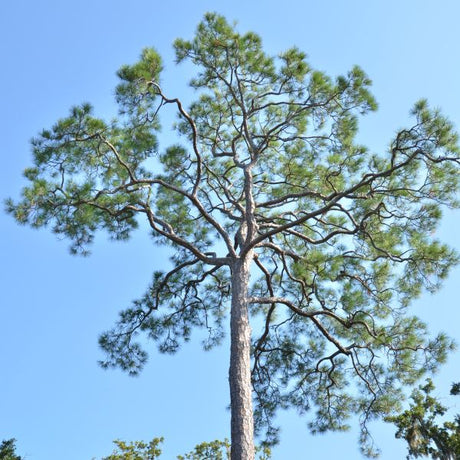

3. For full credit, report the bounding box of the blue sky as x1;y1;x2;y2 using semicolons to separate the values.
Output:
1;1;460;458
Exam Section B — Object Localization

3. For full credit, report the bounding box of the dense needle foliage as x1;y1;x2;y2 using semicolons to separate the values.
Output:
0;439;23;460
387;380;460;459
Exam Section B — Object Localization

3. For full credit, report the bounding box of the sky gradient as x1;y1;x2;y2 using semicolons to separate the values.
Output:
1;1;460;458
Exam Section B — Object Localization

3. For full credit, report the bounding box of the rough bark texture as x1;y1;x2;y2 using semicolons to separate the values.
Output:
229;256;255;460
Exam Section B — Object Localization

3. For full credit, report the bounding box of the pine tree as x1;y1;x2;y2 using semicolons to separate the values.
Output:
7;13;460;459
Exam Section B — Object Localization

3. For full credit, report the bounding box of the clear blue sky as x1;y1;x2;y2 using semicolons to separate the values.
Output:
1;1;459;458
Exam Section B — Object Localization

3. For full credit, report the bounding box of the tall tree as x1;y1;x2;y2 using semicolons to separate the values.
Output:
7;13;460;459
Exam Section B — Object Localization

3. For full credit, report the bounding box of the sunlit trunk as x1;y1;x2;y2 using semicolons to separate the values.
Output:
229;255;254;460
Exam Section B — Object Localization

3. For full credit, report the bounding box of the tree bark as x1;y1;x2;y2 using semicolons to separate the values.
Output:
229;256;255;460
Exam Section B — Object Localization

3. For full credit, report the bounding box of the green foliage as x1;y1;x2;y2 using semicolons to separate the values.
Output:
176;439;230;460
101;438;163;460
99;438;270;460
0;436;270;460
7;12;460;457
386;380;460;459
177;439;271;460
0;439;23;460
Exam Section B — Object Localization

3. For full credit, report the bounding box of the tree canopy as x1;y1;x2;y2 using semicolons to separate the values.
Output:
7;13;460;459
100;438;163;460
0;439;23;460
1;437;270;460
387;380;460;459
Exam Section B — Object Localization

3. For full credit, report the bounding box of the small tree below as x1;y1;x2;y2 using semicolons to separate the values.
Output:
100;438;163;460
99;438;271;460
0;439;23;460
386;380;460;459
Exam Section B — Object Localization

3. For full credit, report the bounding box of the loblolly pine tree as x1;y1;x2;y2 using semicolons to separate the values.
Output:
7;13;460;460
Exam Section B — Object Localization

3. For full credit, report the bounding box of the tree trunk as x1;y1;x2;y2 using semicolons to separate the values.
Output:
229;256;255;460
